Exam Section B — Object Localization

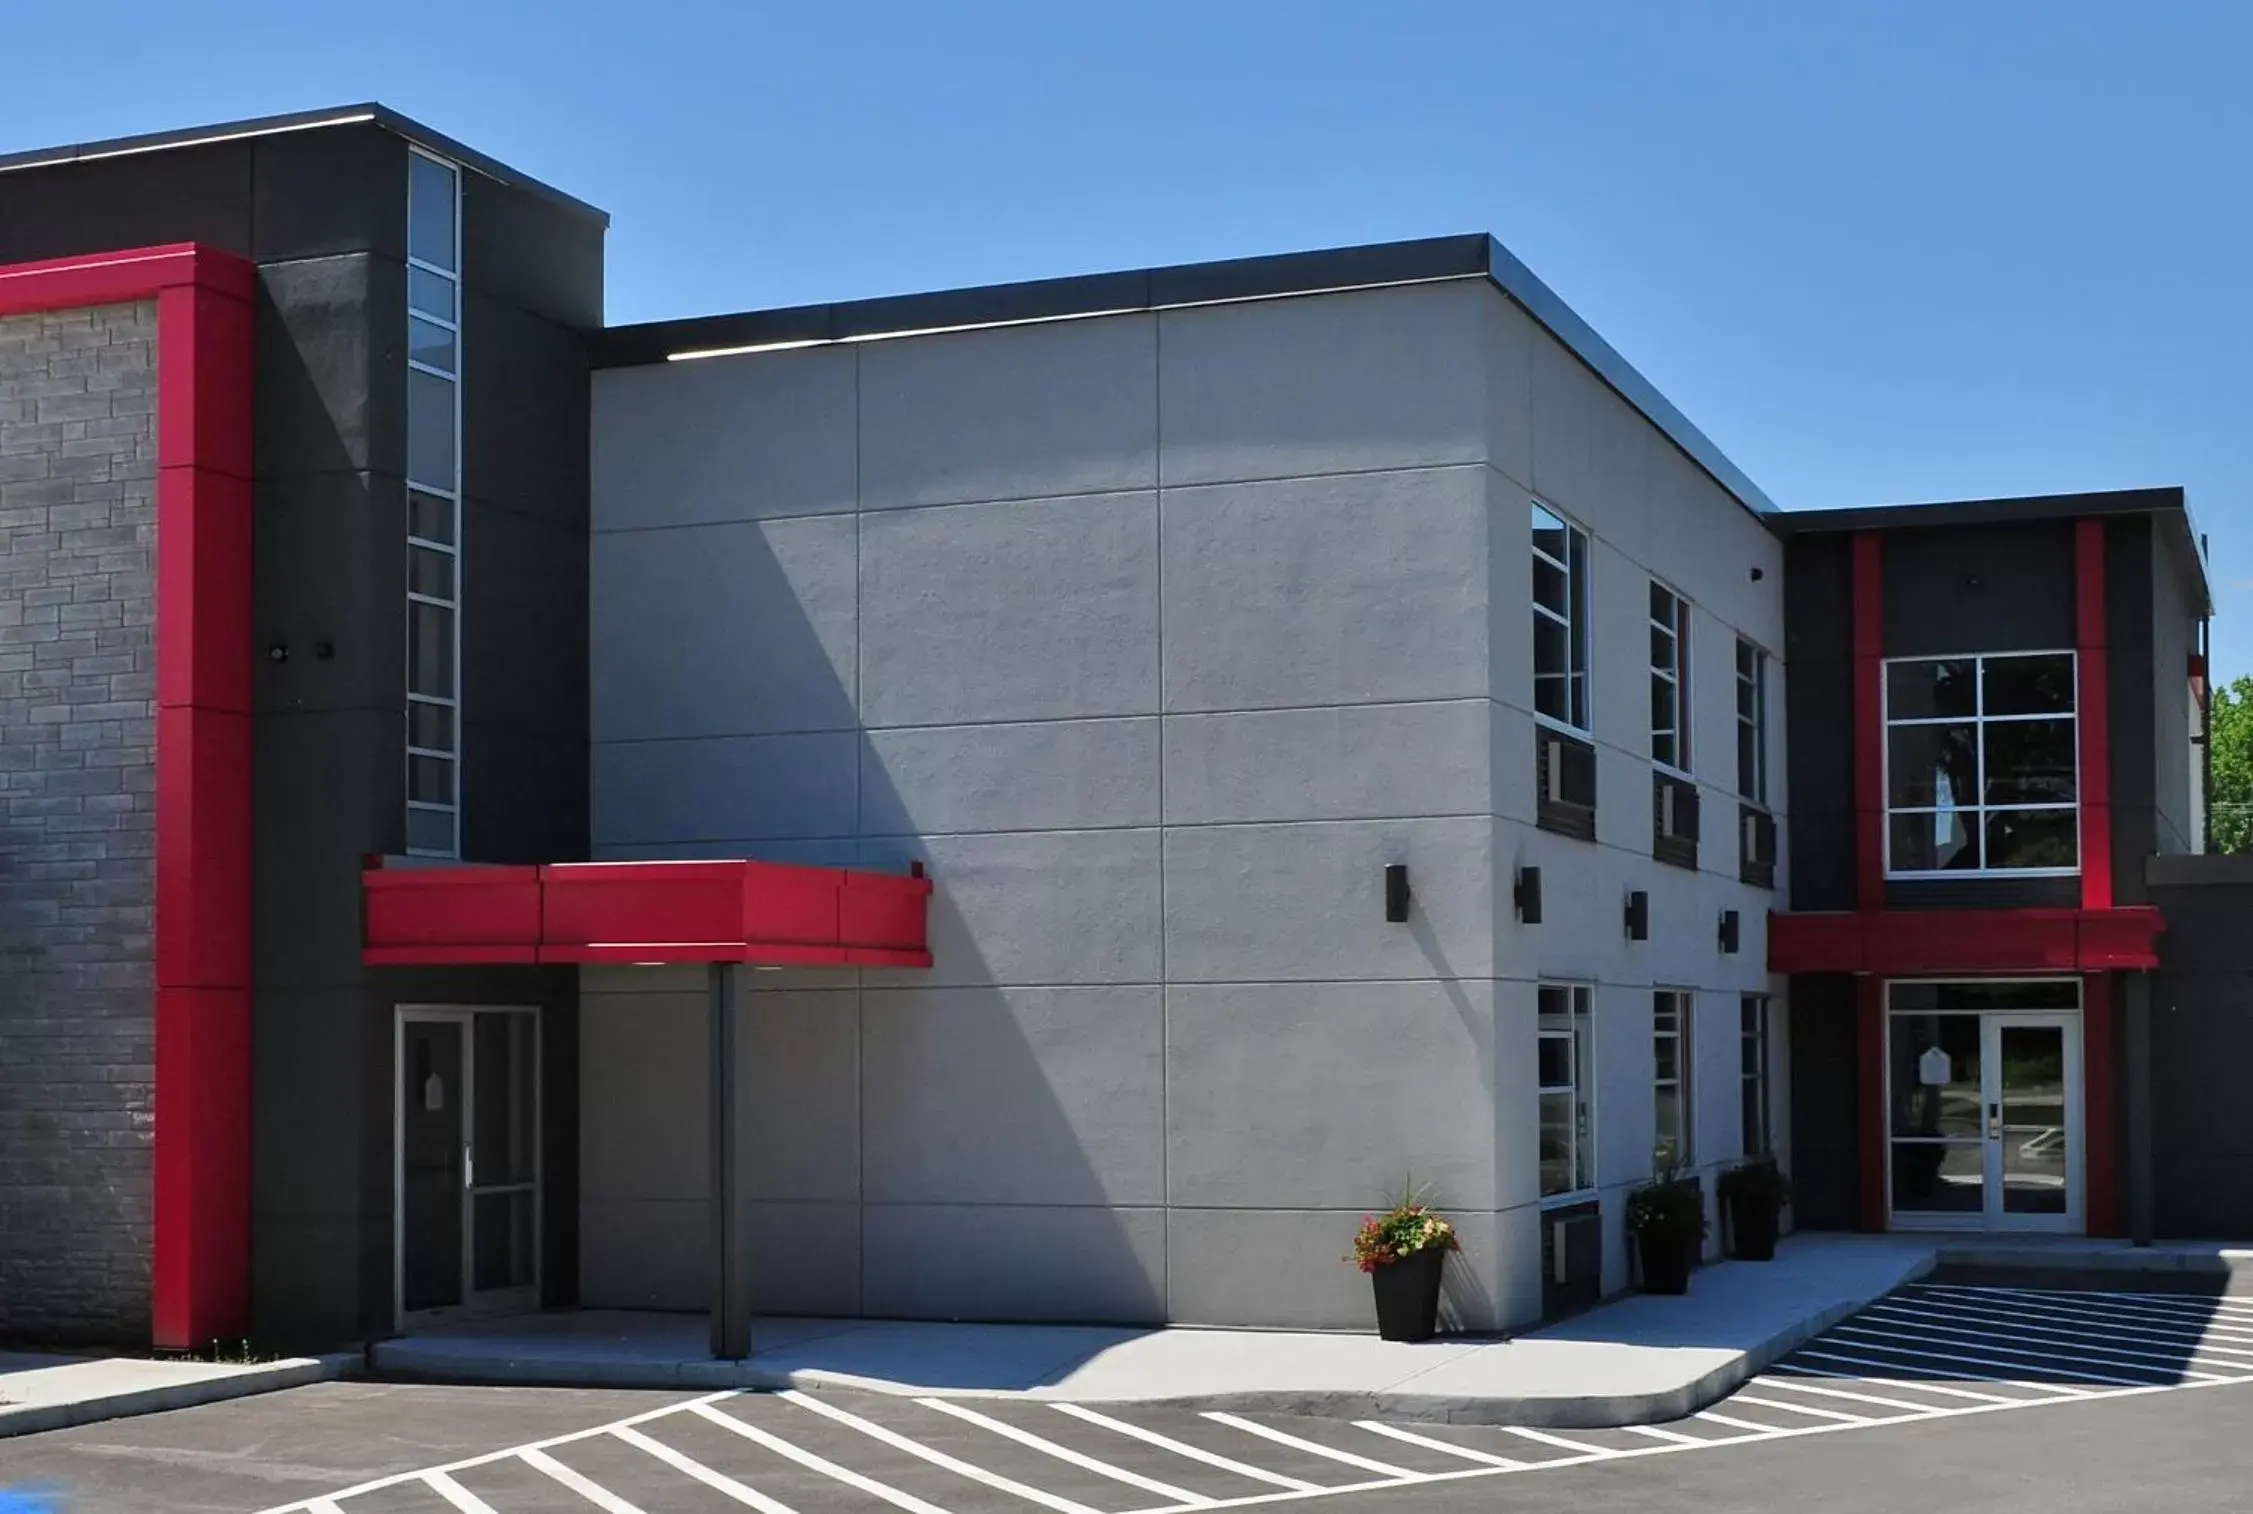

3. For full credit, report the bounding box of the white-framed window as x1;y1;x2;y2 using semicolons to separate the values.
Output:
405;148;462;858
1740;994;1772;1158
1885;651;2077;877
1654;989;1694;1168
1531;502;1590;732
1650;582;1691;772
1538;983;1595;1200
1736;638;1768;804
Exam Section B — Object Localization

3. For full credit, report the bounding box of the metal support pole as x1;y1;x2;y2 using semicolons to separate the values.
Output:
709;961;752;1359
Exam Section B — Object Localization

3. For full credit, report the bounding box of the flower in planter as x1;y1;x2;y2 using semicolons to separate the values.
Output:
1348;1198;1461;1273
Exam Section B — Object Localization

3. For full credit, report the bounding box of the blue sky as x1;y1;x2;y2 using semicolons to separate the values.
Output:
5;2;2246;668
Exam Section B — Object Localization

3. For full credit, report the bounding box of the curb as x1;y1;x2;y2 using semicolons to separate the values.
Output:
0;1353;360;1441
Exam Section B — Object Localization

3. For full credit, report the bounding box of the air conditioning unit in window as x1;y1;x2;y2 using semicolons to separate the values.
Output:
1544;738;1565;804
1742;809;1773;865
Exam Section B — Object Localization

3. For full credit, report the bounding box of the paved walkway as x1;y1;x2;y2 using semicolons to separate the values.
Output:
374;1233;1938;1425
0;1349;350;1439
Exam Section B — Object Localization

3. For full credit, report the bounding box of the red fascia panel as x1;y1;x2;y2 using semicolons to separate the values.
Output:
1;244;259;1351
2083;971;2122;1236
1769;906;2164;975
363;865;543;963
2075;519;2113;910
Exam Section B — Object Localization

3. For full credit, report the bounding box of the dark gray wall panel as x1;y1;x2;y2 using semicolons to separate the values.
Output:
256;254;407;481
459;502;588;746
2147;880;2253;1238
254;709;399;992
253;125;409;264
1783;537;1855;911
255;472;407;718
0;143;253;264
2106;518;2157;901
1882;520;2074;656
461;292;590;525
1885;877;2079;910
1788;976;1861;1231
462;171;604;330
460;723;589;866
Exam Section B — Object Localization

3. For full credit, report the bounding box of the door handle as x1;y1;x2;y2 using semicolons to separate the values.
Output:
1986;1102;2001;1140
463;1145;475;1191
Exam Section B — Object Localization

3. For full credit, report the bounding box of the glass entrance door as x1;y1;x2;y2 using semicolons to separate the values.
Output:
396;1006;541;1329
1887;986;2081;1232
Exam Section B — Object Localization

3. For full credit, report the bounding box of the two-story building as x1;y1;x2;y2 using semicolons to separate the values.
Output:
0;104;2227;1359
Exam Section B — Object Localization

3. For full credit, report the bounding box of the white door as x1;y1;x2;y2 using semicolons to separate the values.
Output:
395;1006;542;1330
1887;1010;2081;1232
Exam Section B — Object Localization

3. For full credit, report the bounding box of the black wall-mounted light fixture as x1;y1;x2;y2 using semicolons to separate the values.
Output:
1384;863;1412;923
1749;566;1765;582
1514;865;1543;925
1624;890;1649;942
1719;908;1741;955
266;640;289;664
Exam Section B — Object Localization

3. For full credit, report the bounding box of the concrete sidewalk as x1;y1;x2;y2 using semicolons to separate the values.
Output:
374;1232;1937;1426
0;1349;356;1440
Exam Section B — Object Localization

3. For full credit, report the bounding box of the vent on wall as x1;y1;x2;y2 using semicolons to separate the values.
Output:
1537;730;1598;841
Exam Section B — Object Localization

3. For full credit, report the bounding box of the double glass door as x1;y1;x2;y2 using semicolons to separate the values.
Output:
1887;985;2082;1231
397;1007;541;1327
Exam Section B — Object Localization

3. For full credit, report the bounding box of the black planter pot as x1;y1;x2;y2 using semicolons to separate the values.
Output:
1726;1193;1780;1261
1635;1228;1696;1295
1370;1247;1446;1341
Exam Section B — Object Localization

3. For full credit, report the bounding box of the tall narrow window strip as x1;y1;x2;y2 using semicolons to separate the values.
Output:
1884;651;2077;876
1649;582;1691;772
1653;990;1694;1169
1736;639;1768;804
1740;995;1772;1158
1538;984;1596;1200
1531;502;1590;733
405;150;462;858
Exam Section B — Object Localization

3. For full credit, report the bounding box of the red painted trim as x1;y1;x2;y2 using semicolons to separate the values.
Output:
363;859;935;968
2083;971;2121;1237
2;245;256;1350
2075;519;2112;910
1857;976;1887;1232
1851;534;1885;909
1768;906;2164;975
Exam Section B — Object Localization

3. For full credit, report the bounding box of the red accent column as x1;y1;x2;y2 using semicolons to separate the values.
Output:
1851;534;1886;910
2083;971;2121;1236
2075;518;2112;910
1857;975;1888;1231
1;247;257;1350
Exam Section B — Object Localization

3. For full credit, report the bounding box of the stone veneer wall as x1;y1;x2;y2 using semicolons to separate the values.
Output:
0;301;160;1344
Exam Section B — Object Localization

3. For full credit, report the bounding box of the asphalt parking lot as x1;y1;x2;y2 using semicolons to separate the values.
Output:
7;1277;2253;1513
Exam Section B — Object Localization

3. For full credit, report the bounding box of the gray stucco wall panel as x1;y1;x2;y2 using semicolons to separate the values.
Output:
592;732;859;846
1161;700;1489;826
860;1204;1166;1323
858;492;1159;728
1161;467;1489;714
861;718;1160;837
1164;980;1497;1209
1166;1207;1516;1331
857;315;1158;510
590;349;857;531
743;988;862;1203
860;985;1164;1206
591;513;859;740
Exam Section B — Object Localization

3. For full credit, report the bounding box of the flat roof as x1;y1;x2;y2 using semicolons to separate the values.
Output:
593;232;1778;519
1773;486;2213;614
0;103;608;226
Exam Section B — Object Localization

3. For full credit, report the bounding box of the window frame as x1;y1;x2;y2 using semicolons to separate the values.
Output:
1736;638;1769;806
1882;649;2079;879
1649;580;1692;776
1653;988;1695;1169
405;147;464;859
1537;983;1597;1205
1531;501;1592;736
1740;994;1772;1159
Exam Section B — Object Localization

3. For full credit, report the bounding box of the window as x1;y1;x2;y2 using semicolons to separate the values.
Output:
1654;990;1693;1168
1740;995;1772;1158
1531;503;1590;732
1885;652;2077;876
1650;582;1690;771
406;150;462;858
1736;639;1768;804
1538;985;1595;1199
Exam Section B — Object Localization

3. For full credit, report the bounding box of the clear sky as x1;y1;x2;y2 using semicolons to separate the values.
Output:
4;2;2246;668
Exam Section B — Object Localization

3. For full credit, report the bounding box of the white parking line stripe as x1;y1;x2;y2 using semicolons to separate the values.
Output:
1749;1376;1944;1413
1623;1424;1706;1444
1879;1295;2253;1354
782;1391;1106;1514
1728;1393;1873;1424
248;1391;742;1514
520;1448;650;1514
1914;1286;2253;1338
1832;1321;2215;1384
694;1402;960;1514
612;1424;804;1514
1870;1301;2253;1364
1201;1414;1419;1480
1957;1285;2253;1318
1693;1410;1783;1434
423;1471;501;1512
1494;1425;1618;1457
1049;1404;1321;1492
1789;1347;2076;1399
919;1398;1216;1506
1351;1422;1527;1468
